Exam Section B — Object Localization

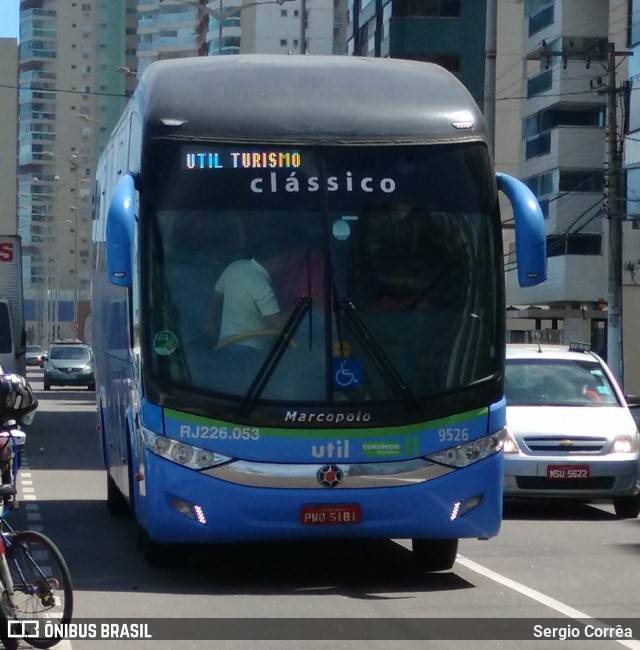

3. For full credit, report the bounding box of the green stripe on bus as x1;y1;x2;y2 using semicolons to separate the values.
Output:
164;407;488;439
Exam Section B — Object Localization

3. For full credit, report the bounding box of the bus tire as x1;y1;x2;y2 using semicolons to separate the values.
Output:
137;526;171;568
613;495;640;519
106;473;131;517
412;538;458;572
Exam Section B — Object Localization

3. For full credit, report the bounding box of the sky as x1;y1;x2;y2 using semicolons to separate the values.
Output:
0;0;19;40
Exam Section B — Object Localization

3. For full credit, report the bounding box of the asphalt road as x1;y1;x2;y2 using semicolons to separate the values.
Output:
7;368;640;649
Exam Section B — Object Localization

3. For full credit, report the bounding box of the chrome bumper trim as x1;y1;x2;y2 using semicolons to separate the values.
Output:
201;458;454;489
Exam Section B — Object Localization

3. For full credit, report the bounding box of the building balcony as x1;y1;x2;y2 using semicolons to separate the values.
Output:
522;126;606;177
506;252;606;305
544;192;604;235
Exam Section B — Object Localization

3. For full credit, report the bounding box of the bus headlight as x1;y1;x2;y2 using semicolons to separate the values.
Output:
141;427;232;470
425;429;507;468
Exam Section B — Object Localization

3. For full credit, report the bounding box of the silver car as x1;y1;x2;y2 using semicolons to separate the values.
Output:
43;342;95;391
503;343;640;518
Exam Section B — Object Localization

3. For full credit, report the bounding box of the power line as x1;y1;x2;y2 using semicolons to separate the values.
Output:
0;82;127;100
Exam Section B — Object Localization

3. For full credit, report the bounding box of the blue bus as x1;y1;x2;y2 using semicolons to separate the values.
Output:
92;55;546;569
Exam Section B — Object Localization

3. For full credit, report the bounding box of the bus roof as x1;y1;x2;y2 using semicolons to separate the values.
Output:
135;55;487;146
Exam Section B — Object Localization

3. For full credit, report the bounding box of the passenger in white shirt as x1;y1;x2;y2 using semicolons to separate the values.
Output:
206;236;293;350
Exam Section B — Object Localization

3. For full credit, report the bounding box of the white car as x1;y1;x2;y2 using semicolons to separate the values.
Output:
503;343;640;518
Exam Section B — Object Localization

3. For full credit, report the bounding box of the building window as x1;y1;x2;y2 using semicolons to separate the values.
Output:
525;133;551;159
398;53;460;75
558;170;604;193
523;105;605;138
546;234;601;257
527;69;552;98
630;0;640;46
280;39;287;46
523;171;554;198
393;0;461;18
538;199;550;218
528;3;554;37
626;167;640;217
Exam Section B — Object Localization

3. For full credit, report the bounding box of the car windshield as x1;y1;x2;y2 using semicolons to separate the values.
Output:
505;358;620;406
49;346;89;361
27;346;42;353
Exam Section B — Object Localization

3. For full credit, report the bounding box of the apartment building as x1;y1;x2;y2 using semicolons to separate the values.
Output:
348;0;489;109
18;0;101;344
136;0;344;75
506;0;640;393
621;0;640;391
506;0;613;349
344;0;640;390
0;38;18;237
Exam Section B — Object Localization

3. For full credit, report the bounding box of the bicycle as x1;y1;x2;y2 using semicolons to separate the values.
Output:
0;375;73;650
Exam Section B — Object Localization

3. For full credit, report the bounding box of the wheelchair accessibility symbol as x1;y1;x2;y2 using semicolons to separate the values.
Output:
332;358;362;388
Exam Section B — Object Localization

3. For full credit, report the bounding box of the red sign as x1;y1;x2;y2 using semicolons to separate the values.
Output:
300;504;361;525
547;465;590;480
0;242;15;262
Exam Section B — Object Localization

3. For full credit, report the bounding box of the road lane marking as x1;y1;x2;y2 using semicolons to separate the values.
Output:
458;555;640;649
19;455;73;650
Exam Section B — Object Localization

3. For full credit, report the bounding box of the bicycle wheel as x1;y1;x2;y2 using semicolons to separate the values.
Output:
6;531;73;649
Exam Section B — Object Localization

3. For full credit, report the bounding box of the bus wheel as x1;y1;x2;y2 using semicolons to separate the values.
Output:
106;474;131;517
412;538;458;572
613;495;640;519
137;526;172;568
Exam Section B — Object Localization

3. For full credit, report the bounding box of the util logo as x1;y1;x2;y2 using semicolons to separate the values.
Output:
0;242;15;263
311;440;350;459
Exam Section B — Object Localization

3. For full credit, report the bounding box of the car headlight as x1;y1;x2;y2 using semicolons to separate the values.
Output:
503;428;520;454
611;433;639;454
141;426;232;470
425;428;507;468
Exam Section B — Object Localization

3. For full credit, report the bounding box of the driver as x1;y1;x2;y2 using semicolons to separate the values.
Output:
205;235;293;350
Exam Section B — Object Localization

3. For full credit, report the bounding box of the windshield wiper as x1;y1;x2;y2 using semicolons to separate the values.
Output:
336;298;420;412
239;296;313;417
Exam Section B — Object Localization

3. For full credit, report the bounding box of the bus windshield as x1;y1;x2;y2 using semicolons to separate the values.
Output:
143;141;500;410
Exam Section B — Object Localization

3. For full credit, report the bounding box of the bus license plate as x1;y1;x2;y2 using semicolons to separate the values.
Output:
300;504;361;525
547;465;590;479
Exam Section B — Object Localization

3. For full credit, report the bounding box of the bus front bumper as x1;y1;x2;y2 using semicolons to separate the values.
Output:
139;450;503;544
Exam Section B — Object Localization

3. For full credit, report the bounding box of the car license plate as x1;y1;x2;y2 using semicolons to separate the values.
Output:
300;504;361;525
547;464;590;479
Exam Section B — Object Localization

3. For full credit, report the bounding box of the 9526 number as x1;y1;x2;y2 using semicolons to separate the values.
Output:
438;427;469;443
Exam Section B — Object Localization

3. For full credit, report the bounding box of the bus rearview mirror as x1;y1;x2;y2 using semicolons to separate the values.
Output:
497;172;547;288
106;174;136;288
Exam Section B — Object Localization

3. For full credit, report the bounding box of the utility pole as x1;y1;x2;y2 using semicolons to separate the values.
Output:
483;0;497;154
300;0;307;54
604;42;632;383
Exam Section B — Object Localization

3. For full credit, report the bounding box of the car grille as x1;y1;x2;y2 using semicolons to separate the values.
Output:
515;477;615;490
522;436;607;454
